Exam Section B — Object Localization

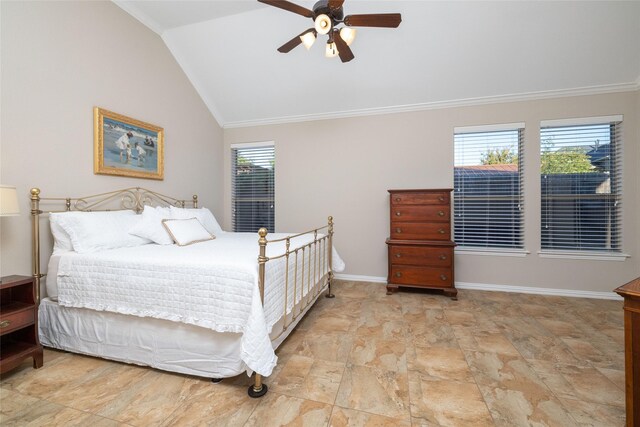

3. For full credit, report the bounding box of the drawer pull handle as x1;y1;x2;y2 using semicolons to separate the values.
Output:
438;229;445;234
395;212;401;216
395;272;402;278
395;197;401;202
440;274;448;281
0;320;11;328
439;255;447;260
395;253;401;258
396;228;402;233
438;211;445;217
438;196;445;202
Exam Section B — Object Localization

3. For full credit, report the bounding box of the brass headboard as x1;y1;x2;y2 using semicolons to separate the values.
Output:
30;187;199;303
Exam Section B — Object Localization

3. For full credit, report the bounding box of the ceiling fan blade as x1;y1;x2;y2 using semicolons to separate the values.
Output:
277;28;315;53
332;29;354;63
258;0;313;18
328;0;345;11
343;13;402;28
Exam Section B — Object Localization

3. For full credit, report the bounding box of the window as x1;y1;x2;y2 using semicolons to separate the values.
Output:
454;124;524;249
231;142;275;232
540;117;622;252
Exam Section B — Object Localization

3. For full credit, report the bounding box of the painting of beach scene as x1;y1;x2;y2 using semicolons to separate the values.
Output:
94;107;164;180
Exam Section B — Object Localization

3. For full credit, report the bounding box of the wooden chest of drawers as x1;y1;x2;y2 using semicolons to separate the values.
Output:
386;189;457;299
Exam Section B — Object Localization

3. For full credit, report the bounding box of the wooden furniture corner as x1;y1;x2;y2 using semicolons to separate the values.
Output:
614;276;640;427
1;275;44;374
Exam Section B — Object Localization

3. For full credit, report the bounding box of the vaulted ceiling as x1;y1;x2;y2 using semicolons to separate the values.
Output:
115;1;640;128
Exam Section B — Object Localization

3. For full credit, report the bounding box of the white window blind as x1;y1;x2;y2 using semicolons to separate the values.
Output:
231;143;275;233
540;119;622;252
454;126;524;249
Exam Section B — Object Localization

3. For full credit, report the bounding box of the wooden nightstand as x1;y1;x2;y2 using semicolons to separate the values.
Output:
0;275;44;374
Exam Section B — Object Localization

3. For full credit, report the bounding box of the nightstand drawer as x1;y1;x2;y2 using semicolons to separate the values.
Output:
0;305;35;336
389;245;452;267
389;265;453;287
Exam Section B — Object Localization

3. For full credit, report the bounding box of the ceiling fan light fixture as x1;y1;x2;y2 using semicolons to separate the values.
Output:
300;31;316;50
325;41;338;58
314;14;332;35
339;27;356;46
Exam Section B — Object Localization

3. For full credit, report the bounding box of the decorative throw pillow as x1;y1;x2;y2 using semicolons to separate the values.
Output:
169;206;223;235
161;218;215;246
128;205;174;245
55;210;150;253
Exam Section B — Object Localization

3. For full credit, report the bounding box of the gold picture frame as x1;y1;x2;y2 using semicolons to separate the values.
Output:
94;107;164;180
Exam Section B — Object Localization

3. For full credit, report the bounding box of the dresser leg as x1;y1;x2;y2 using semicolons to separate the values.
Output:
444;288;458;301
386;285;398;295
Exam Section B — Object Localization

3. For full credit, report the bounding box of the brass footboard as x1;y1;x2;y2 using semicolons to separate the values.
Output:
248;216;335;398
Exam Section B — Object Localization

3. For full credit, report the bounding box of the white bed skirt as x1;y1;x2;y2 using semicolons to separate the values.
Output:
38;290;322;379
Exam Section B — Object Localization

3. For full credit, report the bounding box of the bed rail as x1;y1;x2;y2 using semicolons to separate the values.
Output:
249;216;335;398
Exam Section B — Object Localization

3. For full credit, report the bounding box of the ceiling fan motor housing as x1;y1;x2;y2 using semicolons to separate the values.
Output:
312;0;344;21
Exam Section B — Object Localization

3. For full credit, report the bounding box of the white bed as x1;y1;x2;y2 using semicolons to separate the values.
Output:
31;187;343;397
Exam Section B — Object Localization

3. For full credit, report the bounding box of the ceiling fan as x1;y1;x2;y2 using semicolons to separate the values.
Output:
258;0;402;63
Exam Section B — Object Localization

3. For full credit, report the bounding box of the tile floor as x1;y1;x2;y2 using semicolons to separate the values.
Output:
0;281;626;426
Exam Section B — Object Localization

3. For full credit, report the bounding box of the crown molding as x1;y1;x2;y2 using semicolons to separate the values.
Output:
112;1;164;36
223;81;640;129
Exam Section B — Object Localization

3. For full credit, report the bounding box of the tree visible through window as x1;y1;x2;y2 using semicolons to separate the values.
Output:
231;143;275;232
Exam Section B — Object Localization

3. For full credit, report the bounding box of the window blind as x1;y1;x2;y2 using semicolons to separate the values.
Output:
454;126;524;249
540;120;622;252
231;143;275;233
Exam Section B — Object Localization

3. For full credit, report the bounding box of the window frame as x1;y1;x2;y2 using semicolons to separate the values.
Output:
230;141;275;233
538;115;626;259
453;123;526;253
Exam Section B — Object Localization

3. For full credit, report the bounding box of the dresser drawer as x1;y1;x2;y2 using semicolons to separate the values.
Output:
389;266;453;287
389;245;452;267
391;205;450;222
0;305;35;336
390;222;451;240
390;192;449;206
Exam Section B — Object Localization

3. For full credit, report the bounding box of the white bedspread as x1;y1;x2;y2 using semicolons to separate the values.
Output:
55;232;344;376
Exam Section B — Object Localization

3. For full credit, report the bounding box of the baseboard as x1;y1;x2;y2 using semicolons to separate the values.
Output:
334;274;387;284
333;274;622;300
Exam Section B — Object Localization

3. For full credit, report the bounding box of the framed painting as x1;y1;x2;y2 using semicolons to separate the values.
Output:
94;107;164;180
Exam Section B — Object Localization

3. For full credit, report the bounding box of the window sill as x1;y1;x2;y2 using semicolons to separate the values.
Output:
538;250;630;262
455;248;529;257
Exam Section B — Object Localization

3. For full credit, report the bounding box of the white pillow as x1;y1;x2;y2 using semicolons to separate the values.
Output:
170;206;223;235
55;210;150;254
162;218;215;246
128;205;174;245
49;213;74;254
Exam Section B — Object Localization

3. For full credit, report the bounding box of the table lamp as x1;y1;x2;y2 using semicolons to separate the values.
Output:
0;185;20;217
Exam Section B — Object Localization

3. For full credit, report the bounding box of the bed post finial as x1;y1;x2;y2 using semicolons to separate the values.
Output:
193;195;198;209
30;188;42;304
249;226;269;398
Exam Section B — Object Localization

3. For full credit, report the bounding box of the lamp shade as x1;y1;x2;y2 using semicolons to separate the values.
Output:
0;185;20;216
314;14;332;35
300;31;316;50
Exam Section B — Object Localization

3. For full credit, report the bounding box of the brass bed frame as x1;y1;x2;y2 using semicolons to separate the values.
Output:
30;187;335;398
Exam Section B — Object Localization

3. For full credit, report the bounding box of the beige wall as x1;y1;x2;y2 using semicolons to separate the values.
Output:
224;91;640;293
0;1;224;277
